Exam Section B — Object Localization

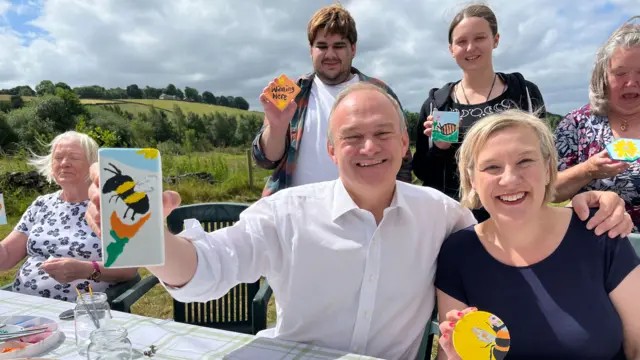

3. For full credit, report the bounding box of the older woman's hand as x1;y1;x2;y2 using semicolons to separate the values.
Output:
585;150;631;180
39;258;92;284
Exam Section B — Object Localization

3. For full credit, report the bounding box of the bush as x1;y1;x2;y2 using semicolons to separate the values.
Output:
6;106;55;151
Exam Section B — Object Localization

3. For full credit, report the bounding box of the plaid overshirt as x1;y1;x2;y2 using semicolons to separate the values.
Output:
252;67;413;197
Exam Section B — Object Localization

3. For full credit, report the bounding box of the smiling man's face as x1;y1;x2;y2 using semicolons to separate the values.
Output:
327;87;408;193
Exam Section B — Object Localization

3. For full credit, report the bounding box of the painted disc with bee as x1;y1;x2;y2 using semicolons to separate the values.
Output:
453;310;510;360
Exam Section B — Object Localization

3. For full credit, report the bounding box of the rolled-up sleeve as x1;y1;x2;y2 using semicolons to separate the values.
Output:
161;199;284;303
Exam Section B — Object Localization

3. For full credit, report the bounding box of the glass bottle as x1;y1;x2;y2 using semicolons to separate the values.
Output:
74;292;113;356
86;325;132;360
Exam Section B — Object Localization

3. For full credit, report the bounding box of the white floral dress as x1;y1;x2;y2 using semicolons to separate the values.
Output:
13;191;113;302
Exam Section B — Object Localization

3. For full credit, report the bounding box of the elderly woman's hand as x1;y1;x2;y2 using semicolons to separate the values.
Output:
39;258;92;284
584;150;631;180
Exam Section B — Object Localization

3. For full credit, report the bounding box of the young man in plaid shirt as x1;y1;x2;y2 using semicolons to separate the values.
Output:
252;4;413;197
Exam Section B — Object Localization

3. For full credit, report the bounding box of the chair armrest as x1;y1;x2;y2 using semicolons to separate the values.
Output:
251;279;273;334
105;274;141;303
110;275;160;313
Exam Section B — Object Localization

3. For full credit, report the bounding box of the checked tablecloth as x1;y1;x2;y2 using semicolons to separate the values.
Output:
0;290;382;360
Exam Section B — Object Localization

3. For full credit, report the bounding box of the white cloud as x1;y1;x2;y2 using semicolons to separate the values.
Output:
0;0;636;116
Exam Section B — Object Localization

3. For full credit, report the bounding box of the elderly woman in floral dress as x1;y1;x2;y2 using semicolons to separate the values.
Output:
554;17;640;231
0;131;138;302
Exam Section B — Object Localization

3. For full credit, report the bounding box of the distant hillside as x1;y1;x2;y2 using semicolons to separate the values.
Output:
0;94;34;101
78;98;264;117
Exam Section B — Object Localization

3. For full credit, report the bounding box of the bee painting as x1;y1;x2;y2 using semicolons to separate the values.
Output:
435;122;458;136
0;193;6;225
471;314;510;360
432;110;460;143
98;148;164;268
102;163;151;221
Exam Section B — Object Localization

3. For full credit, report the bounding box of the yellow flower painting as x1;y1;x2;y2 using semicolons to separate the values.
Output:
613;139;639;160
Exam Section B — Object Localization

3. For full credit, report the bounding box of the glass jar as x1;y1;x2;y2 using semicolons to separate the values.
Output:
86;325;132;360
74;292;113;356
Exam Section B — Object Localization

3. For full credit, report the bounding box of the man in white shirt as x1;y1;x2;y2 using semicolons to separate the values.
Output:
86;83;633;360
251;3;413;198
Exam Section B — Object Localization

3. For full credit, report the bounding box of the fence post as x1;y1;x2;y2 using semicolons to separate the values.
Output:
246;149;254;190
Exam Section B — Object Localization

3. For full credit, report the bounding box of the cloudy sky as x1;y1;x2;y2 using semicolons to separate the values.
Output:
0;0;638;116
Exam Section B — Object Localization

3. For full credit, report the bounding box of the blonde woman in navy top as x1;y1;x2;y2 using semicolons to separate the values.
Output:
435;110;640;359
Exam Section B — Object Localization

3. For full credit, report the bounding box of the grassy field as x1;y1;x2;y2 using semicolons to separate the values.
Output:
0;94;35;101
0;95;264;117
119;99;263;116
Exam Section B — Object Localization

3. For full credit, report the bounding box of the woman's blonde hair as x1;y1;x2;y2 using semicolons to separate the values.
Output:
589;16;640;116
456;109;558;209
29;131;98;183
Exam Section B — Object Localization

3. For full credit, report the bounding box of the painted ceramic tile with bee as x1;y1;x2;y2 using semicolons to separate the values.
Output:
98;148;165;268
0;193;6;225
432;110;460;143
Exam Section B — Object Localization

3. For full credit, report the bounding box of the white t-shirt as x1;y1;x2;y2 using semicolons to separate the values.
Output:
291;75;360;187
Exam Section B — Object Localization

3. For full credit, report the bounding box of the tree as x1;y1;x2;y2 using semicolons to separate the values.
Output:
184;87;199;101
55;82;71;91
202;91;215;104
126;84;143;99
164;84;177;96
175;88;184;100
234;96;250;110
36;80;56;96
74;85;106;99
10;95;24;110
18;86;36;97
143;86;162;99
217;96;230;107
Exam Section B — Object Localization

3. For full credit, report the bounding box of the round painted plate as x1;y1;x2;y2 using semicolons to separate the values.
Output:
452;310;510;360
0;316;64;359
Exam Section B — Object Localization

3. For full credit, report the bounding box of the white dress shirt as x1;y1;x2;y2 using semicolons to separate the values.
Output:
162;179;477;360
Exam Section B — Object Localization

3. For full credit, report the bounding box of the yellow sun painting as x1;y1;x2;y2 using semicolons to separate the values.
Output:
613;139;638;160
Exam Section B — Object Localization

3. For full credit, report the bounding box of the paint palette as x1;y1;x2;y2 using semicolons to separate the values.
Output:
452;310;510;360
98;148;165;268
606;138;640;162
264;74;301;111
0;316;64;359
432;110;460;143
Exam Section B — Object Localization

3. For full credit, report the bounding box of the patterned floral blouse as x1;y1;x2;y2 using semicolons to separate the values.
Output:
13;191;113;302
554;104;640;232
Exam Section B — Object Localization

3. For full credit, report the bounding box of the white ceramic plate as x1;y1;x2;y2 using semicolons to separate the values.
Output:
0;316;64;359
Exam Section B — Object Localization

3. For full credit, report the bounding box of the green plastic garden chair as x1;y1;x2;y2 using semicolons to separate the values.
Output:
416;303;440;360
0;272;158;314
164;202;273;335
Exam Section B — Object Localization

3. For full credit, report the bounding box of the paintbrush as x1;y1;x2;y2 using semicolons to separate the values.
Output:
75;286;100;329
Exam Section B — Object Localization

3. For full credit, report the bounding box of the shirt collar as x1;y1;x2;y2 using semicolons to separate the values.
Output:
331;178;408;222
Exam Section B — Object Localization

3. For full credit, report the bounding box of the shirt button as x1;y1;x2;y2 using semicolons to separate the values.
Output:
369;275;375;282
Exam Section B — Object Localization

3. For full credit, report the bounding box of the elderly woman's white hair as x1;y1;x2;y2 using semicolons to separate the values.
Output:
29;131;99;183
589;16;640;116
